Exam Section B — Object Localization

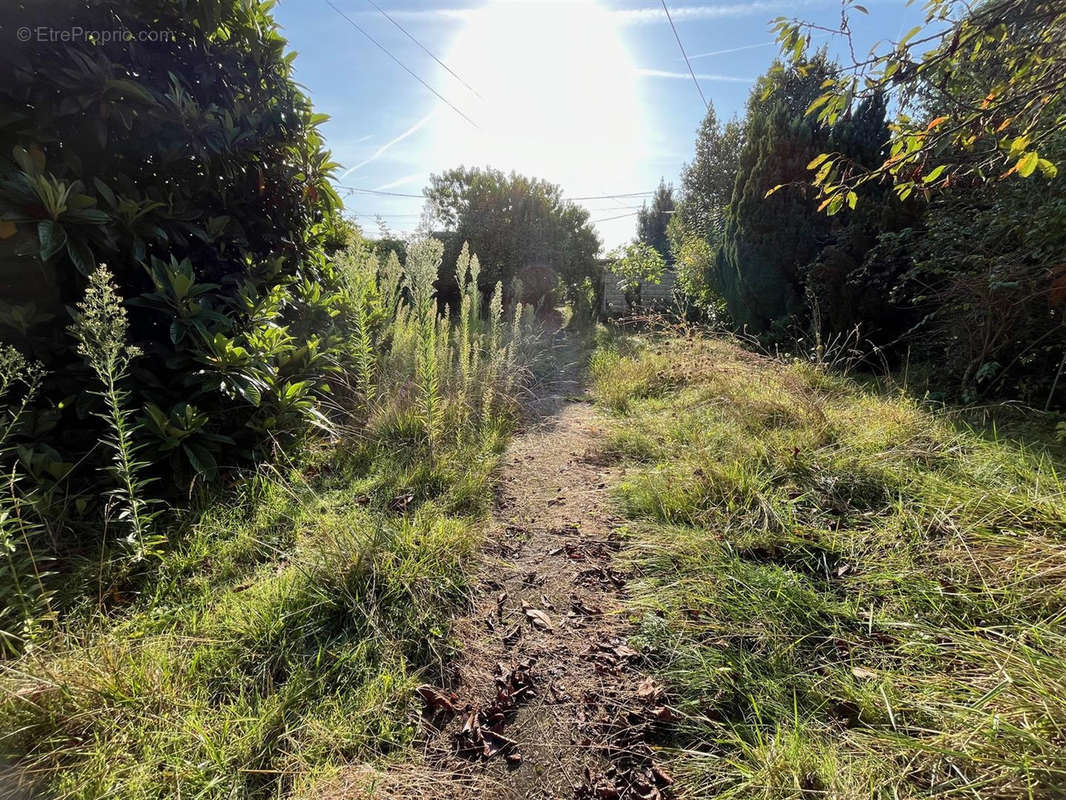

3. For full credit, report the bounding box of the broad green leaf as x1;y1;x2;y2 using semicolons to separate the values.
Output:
1036;159;1058;179
923;165;946;183
38;220;68;261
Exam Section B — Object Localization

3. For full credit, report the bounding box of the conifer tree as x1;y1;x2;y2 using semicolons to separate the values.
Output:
717;56;890;336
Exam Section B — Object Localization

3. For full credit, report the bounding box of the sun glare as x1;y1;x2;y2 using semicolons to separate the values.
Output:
431;0;648;246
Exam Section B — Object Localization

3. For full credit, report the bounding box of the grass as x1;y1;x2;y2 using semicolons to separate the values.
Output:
589;332;1066;799
0;425;505;798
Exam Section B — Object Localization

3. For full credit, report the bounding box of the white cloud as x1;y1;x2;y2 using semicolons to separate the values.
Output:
373;0;809;27
610;0;814;25
636;68;752;82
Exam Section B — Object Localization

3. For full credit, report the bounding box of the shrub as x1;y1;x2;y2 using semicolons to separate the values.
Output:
0;0;346;510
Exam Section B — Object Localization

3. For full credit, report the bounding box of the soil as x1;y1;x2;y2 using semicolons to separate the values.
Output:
325;333;672;800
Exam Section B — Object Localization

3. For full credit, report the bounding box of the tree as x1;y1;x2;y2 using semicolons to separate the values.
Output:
717;58;836;332
422;166;600;307
0;0;343;492
636;180;675;264
677;104;744;244
609;242;665;310
774;0;1065;210
717;56;892;336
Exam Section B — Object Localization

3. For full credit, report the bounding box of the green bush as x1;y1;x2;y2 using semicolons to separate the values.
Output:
0;0;346;506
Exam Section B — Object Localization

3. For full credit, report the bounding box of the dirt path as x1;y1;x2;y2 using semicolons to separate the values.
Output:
405;335;671;800
325;333;673;800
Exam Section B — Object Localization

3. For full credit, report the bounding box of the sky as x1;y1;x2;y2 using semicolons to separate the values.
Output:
273;0;917;250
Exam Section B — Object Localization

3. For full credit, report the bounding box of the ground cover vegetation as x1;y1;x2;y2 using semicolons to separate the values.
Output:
590;331;1066;798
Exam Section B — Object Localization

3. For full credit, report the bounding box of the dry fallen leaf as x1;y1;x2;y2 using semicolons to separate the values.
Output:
524;607;553;631
851;666;878;680
636;677;664;703
415;684;457;712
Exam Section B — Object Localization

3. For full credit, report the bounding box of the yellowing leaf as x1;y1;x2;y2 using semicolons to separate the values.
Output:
1017;151;1039;178
925;116;949;130
1036;159;1058;179
922;165;946;183
807;153;830;171
0;220;16;240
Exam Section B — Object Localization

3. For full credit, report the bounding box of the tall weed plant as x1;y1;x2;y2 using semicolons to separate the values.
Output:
69;267;161;560
337;237;540;449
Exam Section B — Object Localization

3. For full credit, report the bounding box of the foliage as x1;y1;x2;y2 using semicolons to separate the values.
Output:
635;180;676;264
774;0;1065;210
676;102;743;244
592;333;1066;799
0;237;542;795
0;0;344;514
423;166;601;306
712;57;895;341
895;147;1066;404
668;227;720;312
609;242;666;310
405;239;445;446
0;345;52;656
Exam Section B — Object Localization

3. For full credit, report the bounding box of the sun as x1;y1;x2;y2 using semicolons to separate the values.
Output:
430;0;649;246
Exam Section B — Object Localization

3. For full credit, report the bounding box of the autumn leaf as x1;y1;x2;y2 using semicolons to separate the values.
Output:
523;607;553;630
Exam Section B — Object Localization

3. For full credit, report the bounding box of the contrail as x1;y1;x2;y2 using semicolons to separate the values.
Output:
339;112;435;178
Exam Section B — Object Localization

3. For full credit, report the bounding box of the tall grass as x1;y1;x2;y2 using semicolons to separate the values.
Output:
0;239;541;798
590;332;1066;799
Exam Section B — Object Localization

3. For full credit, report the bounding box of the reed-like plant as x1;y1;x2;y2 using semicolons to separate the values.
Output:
339;249;380;409
403;238;445;446
69;266;161;559
480;282;505;426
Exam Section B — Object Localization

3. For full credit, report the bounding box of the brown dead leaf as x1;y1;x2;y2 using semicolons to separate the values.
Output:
415;684;457;712
636;677;664;703
524;607;553;631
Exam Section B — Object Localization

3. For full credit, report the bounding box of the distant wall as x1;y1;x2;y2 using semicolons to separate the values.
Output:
601;268;676;314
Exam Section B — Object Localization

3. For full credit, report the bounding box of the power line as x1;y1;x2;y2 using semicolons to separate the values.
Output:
337;185;658;201
568;191;655;200
363;0;484;100
660;0;708;110
590;211;640;223
339;185;424;198
349;213;423;218
324;0;479;129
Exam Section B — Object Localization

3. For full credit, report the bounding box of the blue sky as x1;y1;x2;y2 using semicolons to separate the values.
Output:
273;0;915;249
